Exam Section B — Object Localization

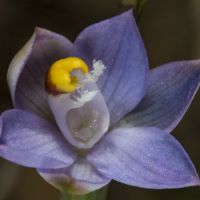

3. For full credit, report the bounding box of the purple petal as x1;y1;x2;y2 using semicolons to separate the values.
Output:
38;158;110;195
117;60;200;132
8;28;73;122
74;10;148;124
88;127;200;189
0;109;76;169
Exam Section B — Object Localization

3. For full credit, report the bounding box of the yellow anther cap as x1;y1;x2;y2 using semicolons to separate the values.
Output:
45;57;89;94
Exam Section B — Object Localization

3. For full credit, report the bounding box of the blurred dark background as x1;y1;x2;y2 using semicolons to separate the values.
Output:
0;0;200;199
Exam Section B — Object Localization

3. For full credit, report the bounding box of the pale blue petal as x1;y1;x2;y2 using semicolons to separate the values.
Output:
88;127;200;189
8;28;73;122
74;11;148;124
117;60;200;132
0;109;76;169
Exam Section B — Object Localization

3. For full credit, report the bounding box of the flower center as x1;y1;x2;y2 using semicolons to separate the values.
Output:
45;57;109;149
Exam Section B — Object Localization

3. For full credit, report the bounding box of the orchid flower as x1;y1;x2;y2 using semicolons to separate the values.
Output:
0;10;200;196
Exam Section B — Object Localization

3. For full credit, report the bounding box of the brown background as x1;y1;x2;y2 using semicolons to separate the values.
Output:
0;0;200;199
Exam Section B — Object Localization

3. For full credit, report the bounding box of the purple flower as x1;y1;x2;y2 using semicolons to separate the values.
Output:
0;10;200;195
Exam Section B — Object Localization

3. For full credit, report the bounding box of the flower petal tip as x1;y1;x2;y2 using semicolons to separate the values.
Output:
33;27;49;39
34;27;55;38
182;171;200;188
118;9;137;26
34;27;46;33
34;27;69;43
192;176;200;187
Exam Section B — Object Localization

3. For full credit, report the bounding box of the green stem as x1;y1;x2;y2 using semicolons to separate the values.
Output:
135;0;148;22
62;186;108;200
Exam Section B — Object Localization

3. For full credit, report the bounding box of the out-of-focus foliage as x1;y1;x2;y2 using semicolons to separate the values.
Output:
118;0;148;21
118;0;137;6
0;161;20;200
